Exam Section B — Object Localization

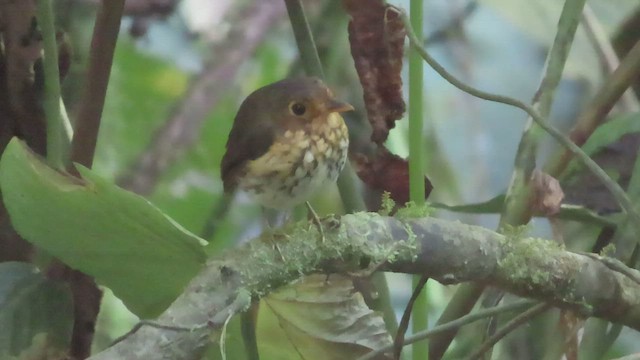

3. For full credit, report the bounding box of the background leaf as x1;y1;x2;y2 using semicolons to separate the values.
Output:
0;139;206;318
257;274;393;360
0;262;73;358
579;112;640;158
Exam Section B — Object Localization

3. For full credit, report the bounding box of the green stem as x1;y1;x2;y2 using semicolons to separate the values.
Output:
285;4;392;349
466;303;551;360
408;0;428;359
578;42;640;354
408;0;425;206
581;5;640;113
70;0;125;169
544;40;640;177
336;163;367;213
358;300;538;360
36;0;63;169
501;0;586;226
398;8;640;232
284;0;324;78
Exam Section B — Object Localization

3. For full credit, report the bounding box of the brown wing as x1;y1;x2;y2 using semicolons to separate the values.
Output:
221;104;276;193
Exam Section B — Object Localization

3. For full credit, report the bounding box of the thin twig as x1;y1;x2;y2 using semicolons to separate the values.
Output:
580;252;640;285
581;5;640;112
284;0;324;78
490;3;585;358
110;320;195;346
466;303;551;360
394;275;429;359
544;40;640;177
358;299;538;360
424;1;478;45
499;0;586;226
397;8;640;231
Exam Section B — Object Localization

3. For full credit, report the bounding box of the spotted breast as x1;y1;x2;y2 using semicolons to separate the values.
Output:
239;112;349;209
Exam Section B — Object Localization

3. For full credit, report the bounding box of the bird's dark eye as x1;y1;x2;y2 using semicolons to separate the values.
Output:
290;102;306;116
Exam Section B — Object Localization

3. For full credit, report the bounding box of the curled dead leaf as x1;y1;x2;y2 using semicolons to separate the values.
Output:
531;170;564;216
353;148;433;205
343;0;406;144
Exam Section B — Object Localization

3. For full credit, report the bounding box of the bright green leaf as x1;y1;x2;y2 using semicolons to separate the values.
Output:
0;139;206;318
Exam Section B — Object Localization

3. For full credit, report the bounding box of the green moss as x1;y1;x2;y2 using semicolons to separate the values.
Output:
396;201;434;219
497;237;564;288
500;224;531;240
379;192;395;216
600;243;616;257
236;212;420;298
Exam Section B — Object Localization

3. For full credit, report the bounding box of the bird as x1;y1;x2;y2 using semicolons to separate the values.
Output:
221;77;353;359
221;77;353;213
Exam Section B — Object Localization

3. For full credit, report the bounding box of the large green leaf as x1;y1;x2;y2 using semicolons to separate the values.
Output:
0;262;73;358
257;275;392;360
0;139;206;318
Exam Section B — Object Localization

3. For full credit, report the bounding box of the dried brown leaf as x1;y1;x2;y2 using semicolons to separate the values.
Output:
531;170;564;216
343;0;406;144
353;148;432;205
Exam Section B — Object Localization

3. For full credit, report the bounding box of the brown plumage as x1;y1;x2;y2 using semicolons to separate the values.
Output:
221;77;353;209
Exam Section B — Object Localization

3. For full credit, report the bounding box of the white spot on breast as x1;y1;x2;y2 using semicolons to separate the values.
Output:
298;139;310;148
303;150;314;164
316;138;327;153
325;148;333;158
294;167;307;178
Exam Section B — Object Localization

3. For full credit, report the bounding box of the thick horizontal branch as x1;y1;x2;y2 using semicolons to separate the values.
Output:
89;213;640;359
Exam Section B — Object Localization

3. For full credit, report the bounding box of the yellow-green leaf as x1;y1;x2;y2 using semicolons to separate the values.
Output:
258;274;392;359
0;138;206;318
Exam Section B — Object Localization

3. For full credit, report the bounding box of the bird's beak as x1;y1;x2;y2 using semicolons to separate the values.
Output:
326;99;354;113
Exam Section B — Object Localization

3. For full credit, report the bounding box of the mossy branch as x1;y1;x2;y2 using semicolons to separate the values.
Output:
88;213;640;359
